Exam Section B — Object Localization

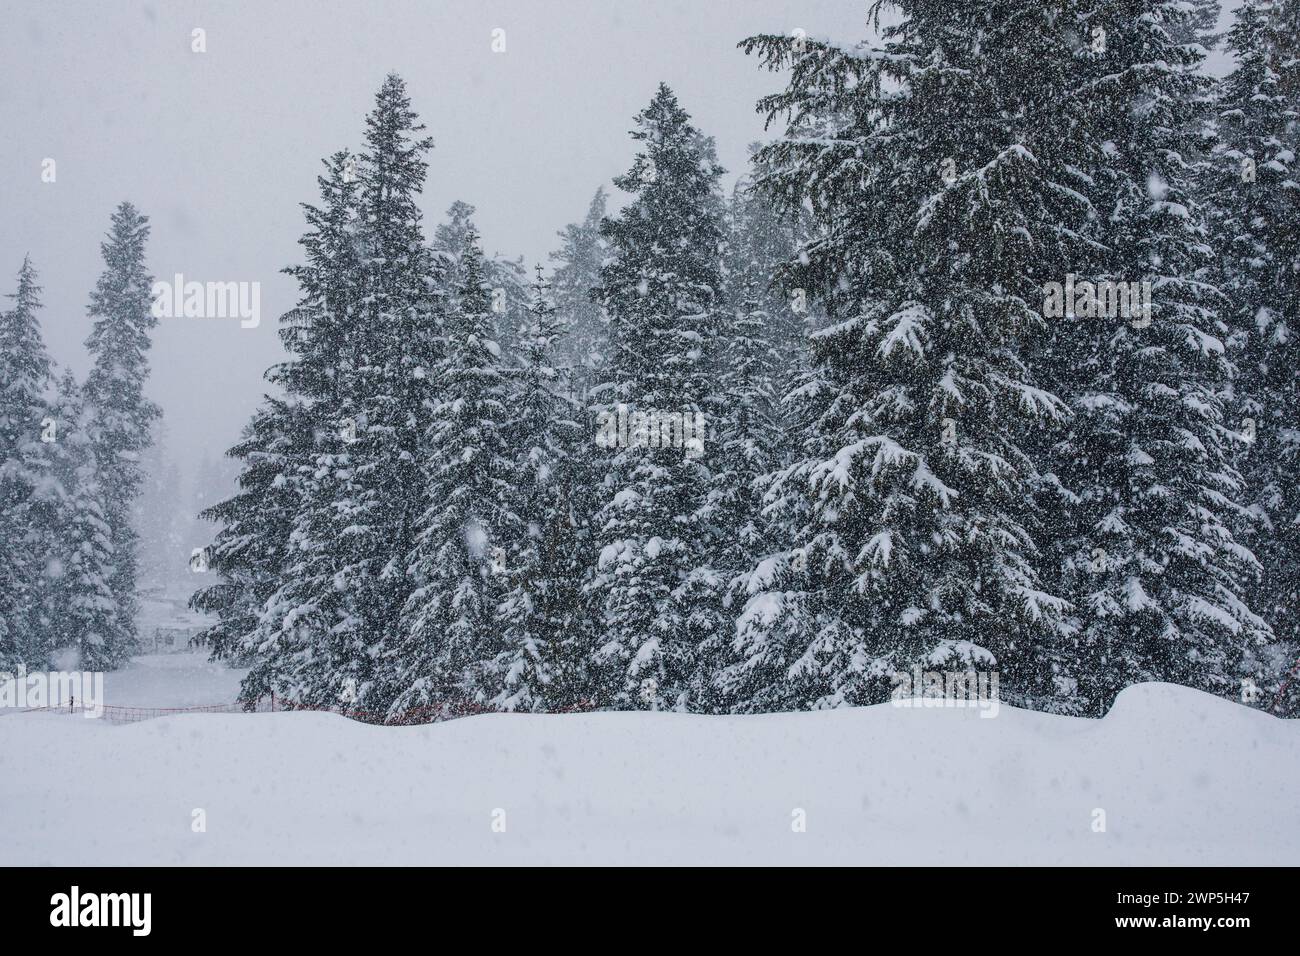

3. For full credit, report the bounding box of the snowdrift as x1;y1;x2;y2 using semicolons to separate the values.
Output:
2;682;1296;865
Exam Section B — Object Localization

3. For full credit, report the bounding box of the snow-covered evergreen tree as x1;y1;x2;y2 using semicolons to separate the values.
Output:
1169;0;1223;50
382;229;516;715
82;202;160;666
135;422;187;595
0;257;55;670
431;200;478;266
38;370;130;670
709;173;805;709
483;267;594;711
1042;0;1274;712
1207;0;1300;708
254;77;443;709
735;2;1083;711
190;397;313;676
200;150;365;699
585;84;727;711
180;32;1292;721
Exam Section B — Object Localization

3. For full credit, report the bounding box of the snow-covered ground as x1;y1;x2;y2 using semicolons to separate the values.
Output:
2;649;1296;865
97;650;248;710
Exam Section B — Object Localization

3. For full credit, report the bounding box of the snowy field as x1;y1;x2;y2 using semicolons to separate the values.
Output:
2;651;1297;865
98;650;248;709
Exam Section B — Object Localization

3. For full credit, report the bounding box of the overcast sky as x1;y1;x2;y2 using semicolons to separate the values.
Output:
2;0;1241;489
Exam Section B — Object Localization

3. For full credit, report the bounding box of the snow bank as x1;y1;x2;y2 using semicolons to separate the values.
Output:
2;682;1295;865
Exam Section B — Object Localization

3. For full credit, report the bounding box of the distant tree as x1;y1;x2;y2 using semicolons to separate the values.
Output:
550;187;610;388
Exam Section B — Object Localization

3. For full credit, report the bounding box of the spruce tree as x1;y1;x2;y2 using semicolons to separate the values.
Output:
136;422;185;594
433;200;528;360
1169;0;1223;50
736;2;1083;711
39;371;130;670
190;397;313;677
710;175;804;709
1208;0;1300;708
1037;0;1273;712
585;84;727;711
383;229;516;715
254;77;442;709
483;267;593;711
0;257;54;670
200;150;365;701
353;73;443;644
83;202;160;666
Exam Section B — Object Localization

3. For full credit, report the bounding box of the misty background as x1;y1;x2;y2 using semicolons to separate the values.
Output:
0;0;1241;586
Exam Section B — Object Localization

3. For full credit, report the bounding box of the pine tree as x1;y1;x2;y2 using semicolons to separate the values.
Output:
432;200;478;265
1043;0;1273;712
482;267;593;711
253;77;443;709
585;84;727;711
199;150;365;700
0;257;54;670
39;371;130;670
735;2;1084;712
383;230;516;715
710;174;804;709
1208;0;1300;709
83;202;160;666
190;397;313;678
188;452;238;573
551;187;611;384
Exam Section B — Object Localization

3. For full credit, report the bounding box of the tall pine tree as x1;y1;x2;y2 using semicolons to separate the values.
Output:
735;2;1083;711
38;370;130;670
0;257;54;670
1045;0;1273;711
710;172;806;709
191;396;313;679
586;84;727;711
483;267;594;711
383;229;516;715
253;77;443;709
83;202;160;666
1208;0;1300;709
